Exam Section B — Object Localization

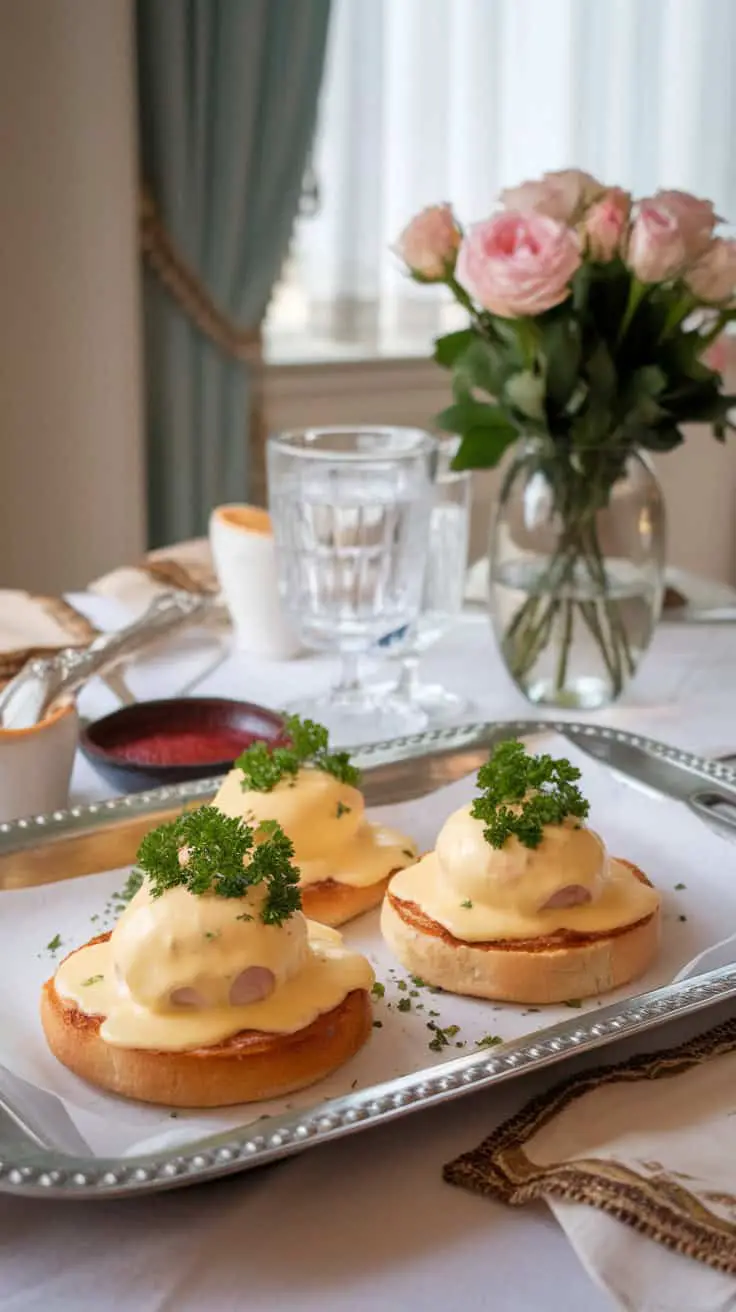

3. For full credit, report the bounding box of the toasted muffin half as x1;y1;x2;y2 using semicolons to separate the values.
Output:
381;861;660;1005
41;933;373;1107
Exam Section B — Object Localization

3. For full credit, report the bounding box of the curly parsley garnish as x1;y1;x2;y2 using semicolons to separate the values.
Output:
134;806;301;926
234;714;360;792
470;739;589;850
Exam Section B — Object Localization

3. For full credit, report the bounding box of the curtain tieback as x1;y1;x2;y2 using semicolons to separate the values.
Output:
139;186;262;367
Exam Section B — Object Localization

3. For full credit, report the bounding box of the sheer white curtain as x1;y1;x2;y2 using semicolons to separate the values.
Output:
268;0;736;358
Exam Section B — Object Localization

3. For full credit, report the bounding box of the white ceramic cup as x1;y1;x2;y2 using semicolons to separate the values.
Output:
0;698;78;823
209;505;299;660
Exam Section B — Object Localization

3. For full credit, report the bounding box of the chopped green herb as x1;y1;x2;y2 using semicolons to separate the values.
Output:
397;979;408;991
234;714;360;792
564;998;582;1008
135;806;301;926
429;1009;440;1018
119;868;144;904
455;1041;466;1049
47;934;62;952
371;981;385;999
336;801;351;818
471;739;589;850
402;849;415;859
674;882;686;891
427;1021;460;1053
373;1020;383;1029
81;975;103;987
409;989;419;998
90;914;99;923
476;1034;503;1049
461;899;473;909
397;997;411;1013
410;975;426;987
169;1112;179;1119
204;930;220;940
415;1003;425;1011
236;912;253;922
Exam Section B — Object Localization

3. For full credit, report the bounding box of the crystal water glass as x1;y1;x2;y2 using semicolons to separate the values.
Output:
267;427;437;745
376;438;471;719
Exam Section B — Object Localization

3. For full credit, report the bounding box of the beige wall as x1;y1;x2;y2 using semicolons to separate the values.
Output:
264;355;736;584
0;0;144;594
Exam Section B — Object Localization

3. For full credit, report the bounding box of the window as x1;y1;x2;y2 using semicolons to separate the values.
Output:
265;0;736;364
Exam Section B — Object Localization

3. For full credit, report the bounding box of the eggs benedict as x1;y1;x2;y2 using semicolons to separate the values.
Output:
41;806;374;1106
381;739;660;1004
213;714;418;926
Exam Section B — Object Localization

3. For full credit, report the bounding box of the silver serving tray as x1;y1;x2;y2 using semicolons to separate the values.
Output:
2;719;736;1199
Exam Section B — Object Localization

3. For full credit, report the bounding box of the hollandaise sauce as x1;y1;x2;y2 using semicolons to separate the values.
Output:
55;882;373;1052
389;804;659;941
214;766;417;887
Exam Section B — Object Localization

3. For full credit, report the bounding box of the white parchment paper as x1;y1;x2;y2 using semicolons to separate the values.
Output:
2;734;733;1159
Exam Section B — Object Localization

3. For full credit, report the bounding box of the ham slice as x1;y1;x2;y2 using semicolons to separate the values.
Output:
540;884;591;910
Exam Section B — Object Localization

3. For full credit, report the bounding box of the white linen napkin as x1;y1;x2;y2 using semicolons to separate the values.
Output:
88;537;218;620
0;591;96;683
445;1019;736;1310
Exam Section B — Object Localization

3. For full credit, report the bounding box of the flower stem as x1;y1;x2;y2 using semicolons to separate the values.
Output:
617;277;647;345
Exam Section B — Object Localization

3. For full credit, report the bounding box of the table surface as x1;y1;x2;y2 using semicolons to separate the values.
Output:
5;604;736;1312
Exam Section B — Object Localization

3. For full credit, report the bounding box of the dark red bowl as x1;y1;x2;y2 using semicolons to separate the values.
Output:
80;697;286;793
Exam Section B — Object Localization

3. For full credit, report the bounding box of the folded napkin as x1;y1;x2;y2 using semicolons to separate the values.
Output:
445;1021;736;1309
0;591;97;684
89;538;218;619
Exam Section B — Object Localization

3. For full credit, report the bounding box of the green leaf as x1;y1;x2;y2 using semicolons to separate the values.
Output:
585;341;617;402
433;329;474;369
451;424;518;470
633;365;667;397
570;399;612;451
571;263;593;314
452;336;508;399
629;423;684;453
435;399;516;436
539;315;582;411
621;366;670;426
503;369;546;421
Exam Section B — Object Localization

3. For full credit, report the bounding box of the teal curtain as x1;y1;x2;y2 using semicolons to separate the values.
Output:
136;0;331;546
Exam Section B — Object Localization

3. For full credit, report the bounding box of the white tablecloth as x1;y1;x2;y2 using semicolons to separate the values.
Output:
4;606;736;1312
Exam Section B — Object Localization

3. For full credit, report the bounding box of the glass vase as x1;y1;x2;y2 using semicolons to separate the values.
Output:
489;438;665;709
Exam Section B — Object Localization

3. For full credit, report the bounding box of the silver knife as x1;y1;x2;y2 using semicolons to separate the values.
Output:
562;728;736;842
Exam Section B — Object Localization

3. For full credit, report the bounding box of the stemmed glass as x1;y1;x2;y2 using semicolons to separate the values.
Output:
267;426;437;746
374;438;472;720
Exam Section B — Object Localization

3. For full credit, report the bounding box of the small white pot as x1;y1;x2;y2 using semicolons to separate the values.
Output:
0;699;78;822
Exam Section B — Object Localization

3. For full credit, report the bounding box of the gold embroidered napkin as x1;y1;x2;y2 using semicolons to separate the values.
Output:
445;1020;736;1309
89;538;218;619
0;591;97;685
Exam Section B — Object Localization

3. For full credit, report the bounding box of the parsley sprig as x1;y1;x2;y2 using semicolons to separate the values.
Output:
471;739;589;850
235;714;360;792
134;806;301;926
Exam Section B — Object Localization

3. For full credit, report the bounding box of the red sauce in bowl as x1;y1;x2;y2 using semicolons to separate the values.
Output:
107;728;259;767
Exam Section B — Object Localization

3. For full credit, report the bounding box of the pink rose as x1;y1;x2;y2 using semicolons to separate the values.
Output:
653;189;718;259
456;211;581;318
704;333;728;374
395;204;461;280
501;169;604;224
685;238;736;303
626;202;686;282
583;188;631;262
